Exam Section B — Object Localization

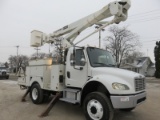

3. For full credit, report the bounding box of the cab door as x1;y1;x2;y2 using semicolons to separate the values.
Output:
65;48;88;88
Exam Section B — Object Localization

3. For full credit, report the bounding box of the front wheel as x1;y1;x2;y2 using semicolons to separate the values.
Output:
30;83;44;104
83;92;114;120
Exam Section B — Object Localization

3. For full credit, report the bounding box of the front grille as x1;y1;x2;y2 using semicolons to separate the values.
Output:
135;78;145;91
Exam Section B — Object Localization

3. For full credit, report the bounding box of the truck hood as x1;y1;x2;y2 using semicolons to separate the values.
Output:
0;69;6;72
91;67;143;80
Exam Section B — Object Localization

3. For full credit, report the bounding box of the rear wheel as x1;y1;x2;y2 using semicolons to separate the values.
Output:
6;76;9;79
30;83;44;104
83;92;114;120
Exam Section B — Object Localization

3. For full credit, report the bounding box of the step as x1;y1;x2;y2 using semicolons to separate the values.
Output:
60;98;80;104
63;88;80;93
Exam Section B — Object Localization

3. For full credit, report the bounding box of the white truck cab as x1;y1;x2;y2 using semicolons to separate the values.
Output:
65;47;146;108
18;0;146;119
0;66;9;79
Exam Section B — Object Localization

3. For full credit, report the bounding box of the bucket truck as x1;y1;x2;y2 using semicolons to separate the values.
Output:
18;0;146;120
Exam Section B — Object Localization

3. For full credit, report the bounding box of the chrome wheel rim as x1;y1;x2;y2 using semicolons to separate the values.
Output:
32;88;38;100
87;99;103;120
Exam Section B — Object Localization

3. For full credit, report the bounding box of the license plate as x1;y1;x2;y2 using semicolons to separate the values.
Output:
120;97;129;102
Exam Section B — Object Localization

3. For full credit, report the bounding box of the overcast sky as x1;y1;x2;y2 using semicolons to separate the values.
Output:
0;0;160;63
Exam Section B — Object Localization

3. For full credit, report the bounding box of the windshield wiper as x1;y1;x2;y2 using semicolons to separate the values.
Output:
93;63;115;67
93;62;109;67
107;64;116;67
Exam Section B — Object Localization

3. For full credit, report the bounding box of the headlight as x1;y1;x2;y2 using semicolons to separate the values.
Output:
112;83;130;90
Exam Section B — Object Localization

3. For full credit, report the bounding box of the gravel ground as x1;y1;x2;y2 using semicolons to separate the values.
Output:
0;78;160;120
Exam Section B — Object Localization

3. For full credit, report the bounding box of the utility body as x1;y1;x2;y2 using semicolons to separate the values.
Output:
18;0;146;120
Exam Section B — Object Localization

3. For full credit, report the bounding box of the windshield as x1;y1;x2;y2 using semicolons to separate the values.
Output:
0;67;6;70
87;47;116;67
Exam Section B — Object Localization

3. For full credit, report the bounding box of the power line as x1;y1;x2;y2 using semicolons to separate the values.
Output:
124;9;160;24
141;39;160;43
129;14;160;20
126;17;160;24
140;36;160;39
129;11;160;20
0;45;30;48
128;16;160;22
0;46;15;48
129;9;160;17
128;15;160;21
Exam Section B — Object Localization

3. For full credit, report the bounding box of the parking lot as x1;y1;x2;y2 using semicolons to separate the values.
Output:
0;78;160;120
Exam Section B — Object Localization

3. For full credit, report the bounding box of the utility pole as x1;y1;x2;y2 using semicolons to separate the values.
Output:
15;45;19;74
95;24;105;48
16;45;19;56
49;44;51;54
34;47;40;57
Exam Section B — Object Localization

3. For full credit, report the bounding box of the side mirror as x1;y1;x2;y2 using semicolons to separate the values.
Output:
80;58;86;66
70;60;75;66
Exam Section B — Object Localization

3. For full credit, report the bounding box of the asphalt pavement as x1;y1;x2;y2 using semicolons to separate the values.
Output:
0;78;159;120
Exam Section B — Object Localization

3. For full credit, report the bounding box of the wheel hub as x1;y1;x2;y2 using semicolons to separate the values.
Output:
32;88;38;100
87;99;103;120
91;106;97;114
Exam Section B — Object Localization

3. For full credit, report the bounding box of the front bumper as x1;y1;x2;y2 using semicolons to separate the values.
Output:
110;92;146;109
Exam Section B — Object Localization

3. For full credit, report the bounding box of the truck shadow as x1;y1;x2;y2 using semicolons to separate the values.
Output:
42;96;138;120
113;110;138;120
0;78;8;80
22;95;141;120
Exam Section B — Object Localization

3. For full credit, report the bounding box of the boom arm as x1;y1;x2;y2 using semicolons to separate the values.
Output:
31;0;131;48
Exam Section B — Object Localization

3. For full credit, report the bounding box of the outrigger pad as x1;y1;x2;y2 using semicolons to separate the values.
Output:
39;92;62;117
21;88;30;102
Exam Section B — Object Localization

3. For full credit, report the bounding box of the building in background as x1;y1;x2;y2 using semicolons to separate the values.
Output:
120;57;155;77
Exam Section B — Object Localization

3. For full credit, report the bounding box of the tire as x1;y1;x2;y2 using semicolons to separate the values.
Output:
6;76;9;79
83;92;114;120
30;83;44;104
120;107;135;112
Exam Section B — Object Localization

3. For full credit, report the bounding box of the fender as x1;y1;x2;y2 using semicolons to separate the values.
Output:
30;76;44;88
82;74;135;96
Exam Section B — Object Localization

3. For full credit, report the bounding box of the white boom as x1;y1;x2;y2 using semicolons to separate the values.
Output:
31;0;131;48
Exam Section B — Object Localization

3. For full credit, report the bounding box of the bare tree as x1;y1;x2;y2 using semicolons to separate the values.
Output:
128;51;144;58
4;62;9;68
30;52;48;60
121;51;144;66
47;38;64;64
104;25;140;67
8;55;29;73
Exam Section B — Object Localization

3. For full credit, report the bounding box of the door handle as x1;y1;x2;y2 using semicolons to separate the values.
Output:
67;71;70;78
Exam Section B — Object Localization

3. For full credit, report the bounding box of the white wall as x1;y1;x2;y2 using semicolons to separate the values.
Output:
147;67;155;77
